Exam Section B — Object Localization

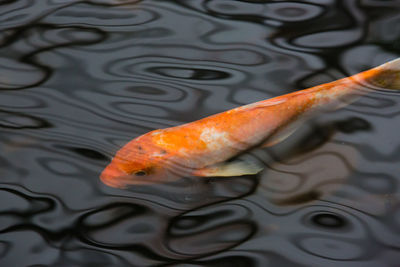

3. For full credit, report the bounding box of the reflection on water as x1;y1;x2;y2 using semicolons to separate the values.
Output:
0;0;399;265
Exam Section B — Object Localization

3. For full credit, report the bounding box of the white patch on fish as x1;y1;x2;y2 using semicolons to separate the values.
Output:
200;127;234;150
151;152;165;157
179;148;188;156
151;130;163;136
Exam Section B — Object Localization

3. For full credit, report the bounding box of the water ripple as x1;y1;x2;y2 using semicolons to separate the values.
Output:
1;0;400;266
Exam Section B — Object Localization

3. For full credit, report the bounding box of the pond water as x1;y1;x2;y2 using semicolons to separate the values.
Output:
1;0;400;266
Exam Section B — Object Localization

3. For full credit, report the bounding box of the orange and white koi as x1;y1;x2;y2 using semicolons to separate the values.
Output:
101;58;400;188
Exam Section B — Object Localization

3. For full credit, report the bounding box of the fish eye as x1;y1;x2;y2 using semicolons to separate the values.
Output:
135;171;147;176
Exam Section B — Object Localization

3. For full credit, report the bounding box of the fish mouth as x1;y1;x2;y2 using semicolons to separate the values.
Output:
100;163;132;188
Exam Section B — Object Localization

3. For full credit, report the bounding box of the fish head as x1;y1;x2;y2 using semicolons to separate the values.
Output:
100;137;173;188
100;161;168;188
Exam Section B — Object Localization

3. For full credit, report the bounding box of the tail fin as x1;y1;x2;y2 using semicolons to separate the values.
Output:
363;58;400;90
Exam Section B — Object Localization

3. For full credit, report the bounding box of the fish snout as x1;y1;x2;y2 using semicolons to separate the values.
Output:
100;163;131;188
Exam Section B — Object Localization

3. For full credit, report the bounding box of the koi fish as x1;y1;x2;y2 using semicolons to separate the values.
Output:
101;58;400;188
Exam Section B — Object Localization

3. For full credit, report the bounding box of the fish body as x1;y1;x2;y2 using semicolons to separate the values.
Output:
101;58;400;188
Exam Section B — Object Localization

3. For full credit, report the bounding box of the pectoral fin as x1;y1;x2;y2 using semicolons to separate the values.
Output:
193;160;263;177
261;122;302;147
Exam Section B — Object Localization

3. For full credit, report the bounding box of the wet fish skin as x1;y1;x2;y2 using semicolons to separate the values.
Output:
100;58;400;188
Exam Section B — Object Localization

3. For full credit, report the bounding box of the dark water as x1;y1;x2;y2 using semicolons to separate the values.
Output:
1;0;400;266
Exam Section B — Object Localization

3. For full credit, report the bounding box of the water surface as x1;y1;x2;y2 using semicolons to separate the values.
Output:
1;0;400;266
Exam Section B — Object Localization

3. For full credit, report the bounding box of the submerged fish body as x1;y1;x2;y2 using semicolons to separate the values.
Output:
101;58;400;188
